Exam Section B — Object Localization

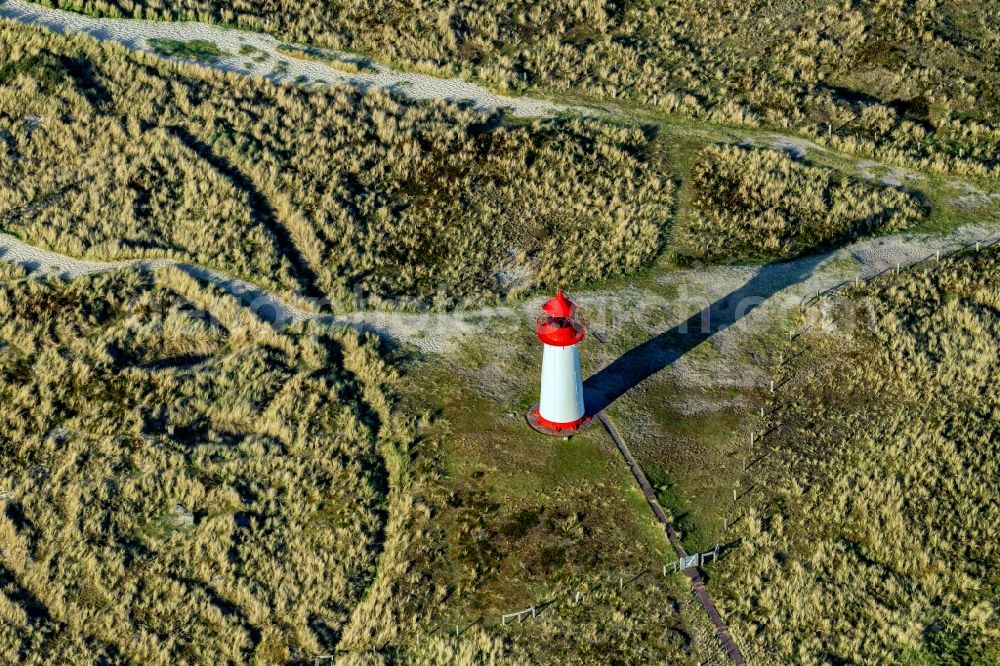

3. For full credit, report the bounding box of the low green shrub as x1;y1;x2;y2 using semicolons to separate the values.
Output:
148;37;229;62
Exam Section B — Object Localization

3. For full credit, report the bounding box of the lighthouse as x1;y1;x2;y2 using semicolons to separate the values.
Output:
529;289;589;434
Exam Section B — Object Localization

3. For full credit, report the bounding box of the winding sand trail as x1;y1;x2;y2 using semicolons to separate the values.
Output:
0;0;569;118
3;222;998;355
0;231;476;351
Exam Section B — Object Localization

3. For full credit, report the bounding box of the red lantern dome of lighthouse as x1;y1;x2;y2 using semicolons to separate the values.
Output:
536;289;586;347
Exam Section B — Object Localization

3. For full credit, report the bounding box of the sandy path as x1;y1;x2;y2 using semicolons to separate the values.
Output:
0;230;484;351
0;0;568;118
4;222;999;356
0;231;312;318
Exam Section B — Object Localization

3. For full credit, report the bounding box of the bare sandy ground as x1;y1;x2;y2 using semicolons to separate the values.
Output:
0;0;567;118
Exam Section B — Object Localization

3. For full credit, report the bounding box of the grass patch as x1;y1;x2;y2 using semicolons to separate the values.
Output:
148;38;229;62
379;321;712;661
0;52;66;90
620;382;750;555
277;43;376;73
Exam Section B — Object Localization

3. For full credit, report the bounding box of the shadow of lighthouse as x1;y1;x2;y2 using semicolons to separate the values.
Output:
583;253;827;416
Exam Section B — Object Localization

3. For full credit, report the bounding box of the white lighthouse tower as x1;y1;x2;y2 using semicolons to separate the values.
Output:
529;289;589;434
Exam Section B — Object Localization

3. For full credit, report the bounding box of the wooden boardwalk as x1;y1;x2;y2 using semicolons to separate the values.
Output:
598;413;747;666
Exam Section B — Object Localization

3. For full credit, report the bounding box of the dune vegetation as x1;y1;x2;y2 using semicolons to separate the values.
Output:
0;263;28;281
29;0;1000;179
0;20;675;309
5;3;1000;663
674;144;925;263
0;266;429;663
0;264;724;664
715;247;1000;663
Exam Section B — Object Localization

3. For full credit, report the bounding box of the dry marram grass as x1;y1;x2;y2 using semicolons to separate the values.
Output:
0;267;416;663
675;144;924;263
713;248;1000;663
30;0;1000;177
0;21;675;309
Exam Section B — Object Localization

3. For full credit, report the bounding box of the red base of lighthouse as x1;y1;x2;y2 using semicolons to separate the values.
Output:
525;405;592;436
